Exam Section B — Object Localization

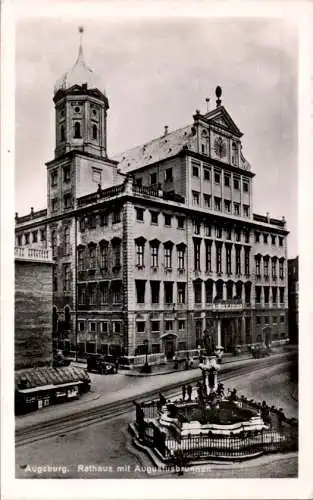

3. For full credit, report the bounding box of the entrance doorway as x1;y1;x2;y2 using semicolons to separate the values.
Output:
163;334;176;360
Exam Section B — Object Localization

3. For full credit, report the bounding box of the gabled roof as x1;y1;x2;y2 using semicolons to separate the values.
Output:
114;124;195;173
203;105;243;138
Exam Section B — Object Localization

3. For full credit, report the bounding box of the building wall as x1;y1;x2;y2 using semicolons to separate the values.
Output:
15;259;53;370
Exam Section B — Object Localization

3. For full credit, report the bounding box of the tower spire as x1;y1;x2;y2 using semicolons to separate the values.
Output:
78;26;84;59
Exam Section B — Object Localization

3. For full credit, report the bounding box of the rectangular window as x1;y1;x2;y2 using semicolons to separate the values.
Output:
165;320;173;331
264;259;269;277
255;257;261;276
51;198;58;212
150;245;159;267
233;177;240;190
194;239;201;271
136;242;145;267
100;245;108;269
40;229;46;241
271;235;276;246
214;197;221;211
53;268;58;292
273;316;277;324
64;227;70;255
78;285;86;305
255;231;260;243
243;205;249;217
51;170;58;187
164;214;172;226
136;321;145;333
64;193;72;209
113;321;121;334
63;166;71;183
279;236;284;247
194;282;202;303
205;242;212;272
151;211;159;224
216;226;222;239
214;171;220;184
32;231;38;243
135;177;142;187
264;286;270;304
177;216;185;229
63;264;71;292
234;203;240;215
244;230;250;243
164;246;172;268
152;343;160;354
99;282;109;304
264;316;269;324
203;194;211;208
193;219;201;235
112;209;121;224
280;315;285;323
236;246;241;275
256;316;261;325
204;168;211;181
178;320;186;330
150;281;160;304
78;320;85;332
112;281;122;304
226;227;232;240
112;242;121;268
224;174;230;187
135;280;146;303
151;321;160;332
165;168;173;182
88;214;97;229
88;321;97;333
17;235;22;246
224;200;231;213
177;283;186;304
272;259;277;278
150;172;157;185
100;212;108;226
192;190;200;205
272;287;277;304
99;321;108;334
263;233;268;244
216;244;222;273
136;207;144;221
164;282;173;304
89;284;97;305
51;230;57;256
243;181;249;193
279;260;285;279
192;163;199;177
244;248;250;275
255;286;262;304
226;245;232;274
177;247;185;270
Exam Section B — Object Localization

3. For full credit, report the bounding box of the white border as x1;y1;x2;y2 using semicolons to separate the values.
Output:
2;1;313;499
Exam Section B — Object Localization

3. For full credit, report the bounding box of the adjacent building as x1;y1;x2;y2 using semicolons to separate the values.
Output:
15;36;289;360
288;257;299;344
15;246;54;369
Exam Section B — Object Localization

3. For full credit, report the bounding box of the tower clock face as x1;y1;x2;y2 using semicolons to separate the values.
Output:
214;137;227;158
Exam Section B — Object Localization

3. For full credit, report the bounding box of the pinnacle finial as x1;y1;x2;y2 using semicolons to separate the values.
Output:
78;26;84;57
216;85;222;107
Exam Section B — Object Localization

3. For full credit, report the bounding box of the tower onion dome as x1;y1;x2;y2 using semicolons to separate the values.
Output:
54;27;106;96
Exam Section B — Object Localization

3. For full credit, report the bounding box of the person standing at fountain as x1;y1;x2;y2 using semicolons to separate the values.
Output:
187;384;192;401
182;384;186;401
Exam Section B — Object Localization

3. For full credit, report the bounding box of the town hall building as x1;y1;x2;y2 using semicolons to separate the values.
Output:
15;33;289;360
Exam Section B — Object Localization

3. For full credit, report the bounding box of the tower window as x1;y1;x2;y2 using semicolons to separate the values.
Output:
75;107;81;113
60;125;65;142
74;122;81;139
92;124;98;140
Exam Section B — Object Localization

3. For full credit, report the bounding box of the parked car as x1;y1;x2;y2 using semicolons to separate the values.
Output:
251;343;270;359
53;350;71;368
86;354;115;374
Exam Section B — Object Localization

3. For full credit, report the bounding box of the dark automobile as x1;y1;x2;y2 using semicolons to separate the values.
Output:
251;343;270;359
53;350;71;368
86;354;115;374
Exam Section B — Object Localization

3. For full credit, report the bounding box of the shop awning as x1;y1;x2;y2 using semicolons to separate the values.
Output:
15;365;89;391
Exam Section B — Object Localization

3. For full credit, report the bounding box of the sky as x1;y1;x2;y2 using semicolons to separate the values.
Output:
15;16;298;257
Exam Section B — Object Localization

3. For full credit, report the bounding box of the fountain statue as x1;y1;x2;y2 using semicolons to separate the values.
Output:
199;355;220;396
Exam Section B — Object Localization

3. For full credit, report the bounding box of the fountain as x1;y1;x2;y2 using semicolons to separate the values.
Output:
129;355;298;465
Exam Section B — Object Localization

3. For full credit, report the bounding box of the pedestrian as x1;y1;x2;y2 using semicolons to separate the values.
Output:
187;384;192;401
182;384;186;401
115;358;119;374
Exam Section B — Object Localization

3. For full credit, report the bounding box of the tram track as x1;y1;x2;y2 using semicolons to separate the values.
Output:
15;353;295;448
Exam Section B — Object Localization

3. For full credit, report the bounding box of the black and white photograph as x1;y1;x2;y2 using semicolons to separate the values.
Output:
1;1;313;499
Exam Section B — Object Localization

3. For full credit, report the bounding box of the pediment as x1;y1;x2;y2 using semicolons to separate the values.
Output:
205;106;243;138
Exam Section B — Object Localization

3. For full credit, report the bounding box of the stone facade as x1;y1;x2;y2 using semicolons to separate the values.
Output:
15;43;289;359
15;247;53;369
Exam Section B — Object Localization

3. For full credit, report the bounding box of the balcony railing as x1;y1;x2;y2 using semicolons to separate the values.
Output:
15;246;52;262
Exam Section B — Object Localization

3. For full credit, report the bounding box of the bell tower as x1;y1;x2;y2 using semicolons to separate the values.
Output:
46;27;118;217
53;27;109;159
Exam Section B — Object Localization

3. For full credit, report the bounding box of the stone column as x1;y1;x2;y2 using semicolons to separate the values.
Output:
217;318;222;346
241;316;246;345
223;282;227;300
212;281;216;301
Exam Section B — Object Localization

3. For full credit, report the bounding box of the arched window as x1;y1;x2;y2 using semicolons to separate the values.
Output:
60;125;65;142
64;306;71;331
92;124;97;140
74;122;81;139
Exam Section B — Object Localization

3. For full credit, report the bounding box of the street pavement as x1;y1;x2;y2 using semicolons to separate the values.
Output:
15;350;295;431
